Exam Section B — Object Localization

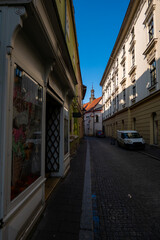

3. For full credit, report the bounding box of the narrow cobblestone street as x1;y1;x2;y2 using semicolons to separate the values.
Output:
90;137;160;239
30;137;160;240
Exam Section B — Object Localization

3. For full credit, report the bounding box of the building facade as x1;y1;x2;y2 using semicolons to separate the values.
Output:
84;88;102;136
100;0;160;147
0;0;82;239
56;0;86;153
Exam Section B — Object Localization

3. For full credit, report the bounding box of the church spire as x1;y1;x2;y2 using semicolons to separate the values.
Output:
89;84;95;103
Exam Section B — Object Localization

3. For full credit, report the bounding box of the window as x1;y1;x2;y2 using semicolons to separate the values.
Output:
116;58;118;67
11;65;43;200
148;18;154;42
133;85;136;98
117;95;119;110
148;0;152;6
123;63;125;77
122;120;124;130
131;27;134;41
150;59;156;86
123;89;126;102
116;74;118;86
152;112;158;145
132;48;135;66
122;45;125;57
133;118;136;130
96;115;99;123
113;98;116;112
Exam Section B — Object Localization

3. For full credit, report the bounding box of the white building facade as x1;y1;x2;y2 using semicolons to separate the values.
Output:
100;0;160;147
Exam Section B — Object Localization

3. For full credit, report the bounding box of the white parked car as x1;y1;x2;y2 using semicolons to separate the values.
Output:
117;130;145;149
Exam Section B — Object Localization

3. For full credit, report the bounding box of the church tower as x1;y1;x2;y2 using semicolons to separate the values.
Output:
89;85;95;103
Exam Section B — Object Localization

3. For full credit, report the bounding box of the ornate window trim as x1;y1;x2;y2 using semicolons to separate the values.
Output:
143;37;157;63
128;65;137;77
120;76;126;86
128;40;136;52
143;2;156;25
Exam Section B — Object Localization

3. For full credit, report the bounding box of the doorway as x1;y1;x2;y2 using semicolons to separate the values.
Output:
46;93;61;175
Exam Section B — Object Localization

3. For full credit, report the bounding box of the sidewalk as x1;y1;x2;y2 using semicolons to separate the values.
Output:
29;139;87;240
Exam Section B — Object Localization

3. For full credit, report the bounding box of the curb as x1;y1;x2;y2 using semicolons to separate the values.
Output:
138;150;160;161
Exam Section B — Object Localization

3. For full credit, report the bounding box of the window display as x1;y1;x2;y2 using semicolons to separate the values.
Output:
11;65;43;200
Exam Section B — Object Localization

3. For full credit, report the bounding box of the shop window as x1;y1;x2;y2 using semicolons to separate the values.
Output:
11;65;43;200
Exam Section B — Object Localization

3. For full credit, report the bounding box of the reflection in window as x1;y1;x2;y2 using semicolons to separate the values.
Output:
11;65;43;200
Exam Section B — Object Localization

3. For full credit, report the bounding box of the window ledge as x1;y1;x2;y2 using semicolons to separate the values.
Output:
120;55;126;65
128;65;137;76
143;38;158;56
114;66;119;74
148;82;157;92
131;96;136;102
120;77;126;85
122;103;126;108
115;86;119;91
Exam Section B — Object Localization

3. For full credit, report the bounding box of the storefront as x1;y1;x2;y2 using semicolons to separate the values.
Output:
0;1;76;239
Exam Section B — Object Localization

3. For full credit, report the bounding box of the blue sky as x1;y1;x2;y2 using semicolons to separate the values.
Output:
73;0;130;103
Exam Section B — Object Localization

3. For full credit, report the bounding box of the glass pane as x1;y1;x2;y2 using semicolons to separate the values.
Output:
11;65;43;200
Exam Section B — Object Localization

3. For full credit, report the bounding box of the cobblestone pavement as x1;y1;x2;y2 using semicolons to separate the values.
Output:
90;137;160;240
29;140;87;240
